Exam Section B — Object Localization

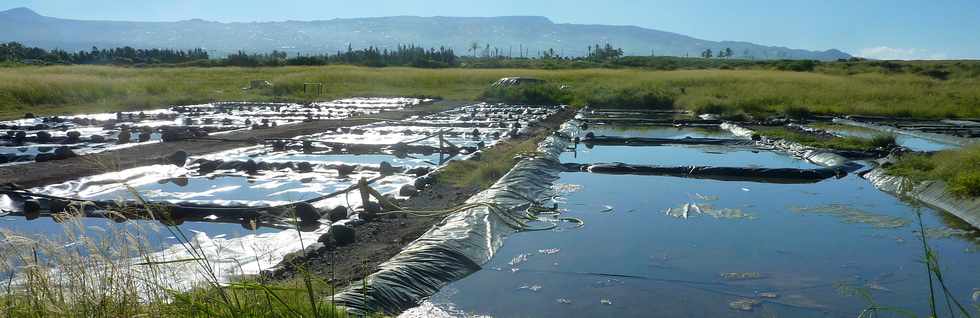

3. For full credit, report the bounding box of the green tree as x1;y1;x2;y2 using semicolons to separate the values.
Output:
701;49;713;59
469;42;480;57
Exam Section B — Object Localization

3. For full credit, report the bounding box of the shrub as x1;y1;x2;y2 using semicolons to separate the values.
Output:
582;86;675;109
948;170;980;197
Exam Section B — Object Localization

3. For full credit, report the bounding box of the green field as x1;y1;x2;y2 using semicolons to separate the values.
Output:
2;64;980;120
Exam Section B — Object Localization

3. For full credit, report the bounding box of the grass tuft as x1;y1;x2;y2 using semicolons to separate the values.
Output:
888;144;980;198
755;126;897;152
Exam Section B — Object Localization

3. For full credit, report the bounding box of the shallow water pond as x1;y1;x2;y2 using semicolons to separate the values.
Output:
417;126;980;318
424;172;980;317
585;125;739;140
815;123;958;152
564;144;821;169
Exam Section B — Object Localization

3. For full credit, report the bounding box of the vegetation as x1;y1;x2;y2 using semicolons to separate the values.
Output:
3;65;980;120
753;126;897;152
438;134;548;189
1;42;209;65
0;205;354;317
887;145;980;198
579;85;675;109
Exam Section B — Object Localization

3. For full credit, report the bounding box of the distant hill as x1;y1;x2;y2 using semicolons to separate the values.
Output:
0;7;851;60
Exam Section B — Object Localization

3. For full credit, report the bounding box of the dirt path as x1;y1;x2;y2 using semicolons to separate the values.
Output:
0;101;471;188
264;107;575;288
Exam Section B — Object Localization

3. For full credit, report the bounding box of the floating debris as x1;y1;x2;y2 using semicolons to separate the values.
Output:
694;193;719;201
556;298;572;305
592;278;624;288
600;299;613;305
741;188;751;192
508;253;530;267
538;248;560;255
720;272;767;281
552;183;583;194
921;227;976;239
599;205;614;213
665;203;755;220
728;298;761;311
866;281;892;292
518;284;542;292
790;204;910;229
757;292;779;299
972;289;979;302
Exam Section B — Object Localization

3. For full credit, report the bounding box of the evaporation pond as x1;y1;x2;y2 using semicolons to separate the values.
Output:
422;172;980;317
563;144;820;169
586;125;738;139
818;124;958;152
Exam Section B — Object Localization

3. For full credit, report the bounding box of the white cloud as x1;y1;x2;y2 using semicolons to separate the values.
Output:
857;46;948;60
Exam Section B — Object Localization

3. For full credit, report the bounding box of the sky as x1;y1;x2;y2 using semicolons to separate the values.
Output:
4;0;979;59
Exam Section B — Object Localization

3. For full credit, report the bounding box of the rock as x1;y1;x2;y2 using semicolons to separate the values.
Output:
165;150;189;167
242;159;259;175
65;131;81;143
399;184;418;197
379;161;396;175
414;175;434;189
13;131;26;144
89;134;106;143
330;224;356;246
292;202;321;223
296;162;314;173
585;132;596;139
358;201;382;221
23;113;35;119
34;153;55;162
336;164;356;177
47;199;70;213
406;166;432;177
161;127;190;142
117;129;131;144
35;131;51;143
23;199;41;220
198;159;222;173
327;206;349;222
53;146;77;159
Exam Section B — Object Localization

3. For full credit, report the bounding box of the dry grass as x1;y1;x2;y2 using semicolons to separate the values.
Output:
3;65;980;119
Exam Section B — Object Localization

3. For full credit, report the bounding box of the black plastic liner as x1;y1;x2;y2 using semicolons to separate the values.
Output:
561;162;845;184
330;122;575;315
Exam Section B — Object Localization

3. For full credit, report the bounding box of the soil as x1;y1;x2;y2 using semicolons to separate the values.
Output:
264;107;576;287
0;101;471;188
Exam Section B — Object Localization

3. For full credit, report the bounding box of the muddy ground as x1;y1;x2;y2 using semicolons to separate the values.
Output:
0;100;470;188
265;107;575;287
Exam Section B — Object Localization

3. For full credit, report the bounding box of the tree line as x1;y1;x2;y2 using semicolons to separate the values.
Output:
1;41;827;73
1;42;209;65
0;41;632;68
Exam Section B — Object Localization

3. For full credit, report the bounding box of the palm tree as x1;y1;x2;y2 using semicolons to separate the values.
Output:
469;42;480;57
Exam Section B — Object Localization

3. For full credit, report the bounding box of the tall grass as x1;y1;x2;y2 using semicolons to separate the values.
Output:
888;145;980;198
0;202;349;317
754;126;897;152
438;134;546;188
2;65;980;119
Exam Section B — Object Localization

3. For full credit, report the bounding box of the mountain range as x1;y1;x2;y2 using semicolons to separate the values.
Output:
0;7;851;60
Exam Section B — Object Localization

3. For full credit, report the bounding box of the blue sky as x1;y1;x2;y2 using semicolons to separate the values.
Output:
4;0;979;59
